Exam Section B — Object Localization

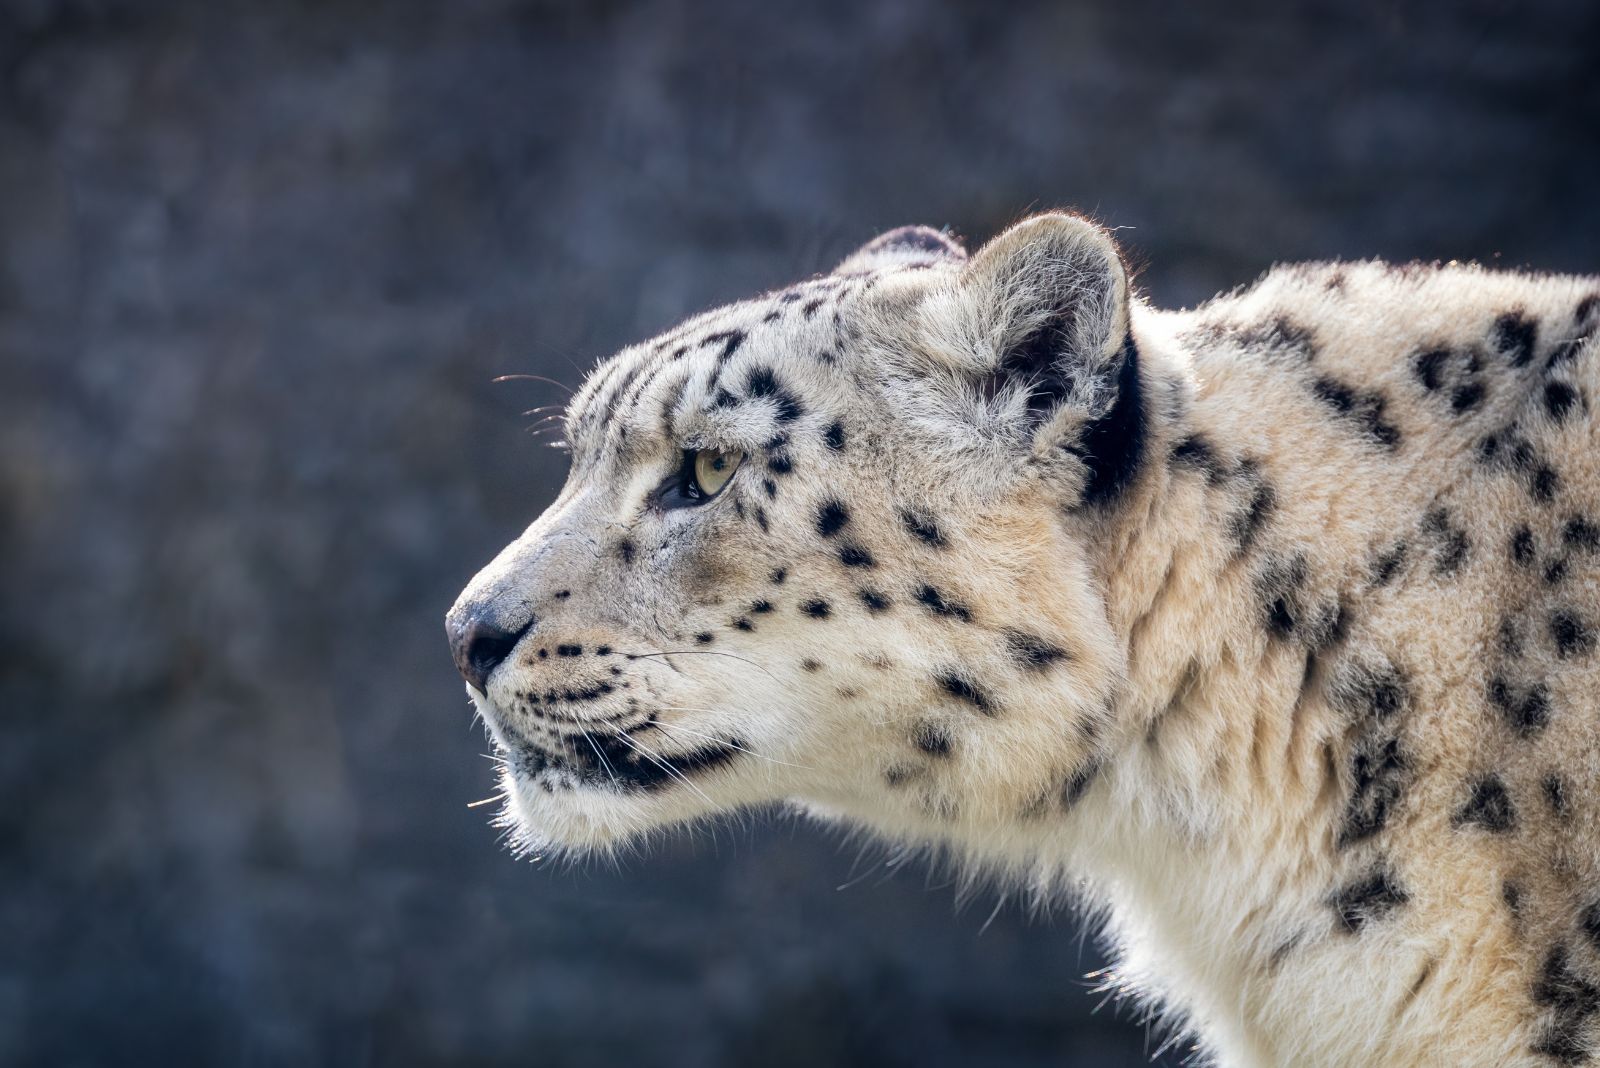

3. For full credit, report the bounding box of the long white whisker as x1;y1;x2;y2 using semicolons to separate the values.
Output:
609;730;715;808
492;372;575;395
580;728;619;788
651;713;813;771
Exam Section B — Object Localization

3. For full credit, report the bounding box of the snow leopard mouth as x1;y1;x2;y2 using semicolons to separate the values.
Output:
504;722;747;794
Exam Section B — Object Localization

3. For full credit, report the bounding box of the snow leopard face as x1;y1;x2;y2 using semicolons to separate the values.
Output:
446;215;1143;856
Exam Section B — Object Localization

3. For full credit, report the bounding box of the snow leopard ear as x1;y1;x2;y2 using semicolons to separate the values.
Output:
835;225;967;275
961;213;1132;424
927;212;1143;504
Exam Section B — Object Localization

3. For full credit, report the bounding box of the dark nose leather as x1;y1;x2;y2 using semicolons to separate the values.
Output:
447;609;534;693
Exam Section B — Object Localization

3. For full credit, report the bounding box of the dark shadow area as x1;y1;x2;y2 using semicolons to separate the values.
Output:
0;0;1594;1064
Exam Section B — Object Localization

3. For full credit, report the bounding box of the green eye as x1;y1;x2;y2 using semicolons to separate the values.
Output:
692;448;743;498
656;448;746;509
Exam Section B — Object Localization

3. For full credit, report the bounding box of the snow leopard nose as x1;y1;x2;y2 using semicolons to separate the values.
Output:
447;606;535;693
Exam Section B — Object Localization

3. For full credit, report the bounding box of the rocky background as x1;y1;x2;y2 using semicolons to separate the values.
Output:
1;0;1595;1064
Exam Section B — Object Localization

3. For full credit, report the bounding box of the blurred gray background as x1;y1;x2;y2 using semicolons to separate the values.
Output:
1;0;1595;1065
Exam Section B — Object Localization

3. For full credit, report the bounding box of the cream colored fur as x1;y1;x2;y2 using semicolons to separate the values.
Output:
449;214;1600;1067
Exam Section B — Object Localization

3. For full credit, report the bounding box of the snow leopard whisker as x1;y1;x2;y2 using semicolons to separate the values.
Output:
607;729;715;808
650;714;814;771
579;728;620;788
620;648;776;679
492;372;574;396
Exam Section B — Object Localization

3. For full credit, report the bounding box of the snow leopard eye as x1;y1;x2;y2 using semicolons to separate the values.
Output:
656;448;744;509
692;448;743;498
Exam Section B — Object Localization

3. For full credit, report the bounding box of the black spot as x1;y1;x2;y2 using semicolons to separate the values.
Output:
762;433;789;451
769;567;787;585
767;454;794;476
900;510;946;548
857;589;891;613
1583;904;1600;951
1312;377;1401;448
838;544;875;568
1329;864;1410;933
1488;676;1551;734
1170;434;1218;477
816;500;851;537
761;478;777;499
1548;336;1590;372
1422;507;1470;575
616;538;637;565
555;590;571;599
1371;542;1408;587
731;617;754;632
1337;733;1408;848
596;646;612;656
799;658;821;672
712;388;739;409
694;631;713;645
1512;526;1537;566
1581;294;1600;332
1500;616;1525;657
801;599;831;619
914;723;953;757
1454;775;1517;832
749;600;773;614
1413;348;1449;391
1551;608;1594;659
1227;469;1277;554
883;765;917;788
1223;315;1317;360
556;644;583;657
1534;465;1561;503
1450;381;1486;413
915;585;973;623
1061;761;1101;808
1492;312;1538;367
1006;631;1067;670
1545;381;1579;422
802;298;824;318
824;421;847;450
1330;658;1410;722
1531;945;1600;1065
703;329;746;364
1544;773;1570;818
1564;516;1600;551
1503;882;1523;915
1255;554;1339;648
753;506;769;533
745;365;804;423
936;672;994;715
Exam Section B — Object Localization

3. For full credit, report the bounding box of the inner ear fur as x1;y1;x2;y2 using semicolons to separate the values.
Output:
895;212;1144;506
963;213;1132;423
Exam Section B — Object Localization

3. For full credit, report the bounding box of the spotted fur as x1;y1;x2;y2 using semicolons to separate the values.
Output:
449;214;1600;1068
